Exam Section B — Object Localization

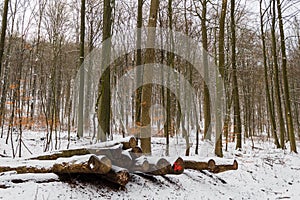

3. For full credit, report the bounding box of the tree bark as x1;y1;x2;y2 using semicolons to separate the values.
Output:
140;0;160;154
135;0;143;125
201;0;212;141
0;0;9;76
271;0;286;149
230;0;242;150
77;0;86;138
259;0;280;148
52;155;112;175
276;0;297;153
97;0;114;141
215;0;228;157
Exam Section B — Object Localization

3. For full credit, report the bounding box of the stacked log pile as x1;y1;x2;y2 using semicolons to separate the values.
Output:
0;137;238;187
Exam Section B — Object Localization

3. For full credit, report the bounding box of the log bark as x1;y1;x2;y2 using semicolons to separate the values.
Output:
0;166;51;174
121;137;138;150
128;146;143;160
184;159;238;173
208;160;238;173
110;151;133;169
100;165;130;186
52;155;112;175
88;155;112;174
184;160;210;171
131;156;150;172
0;155;112;175
147;157;171;175
30;145;123;161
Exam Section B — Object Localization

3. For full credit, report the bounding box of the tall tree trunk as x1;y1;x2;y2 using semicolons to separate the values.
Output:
215;0;228;157
271;0;286;149
0;0;9;76
135;0;143;125
276;0;297;153
0;0;10;126
165;0;174;156
97;0;114;141
231;0;242;150
259;0;280;148
140;0;160;155
78;0;86;138
201;0;211;141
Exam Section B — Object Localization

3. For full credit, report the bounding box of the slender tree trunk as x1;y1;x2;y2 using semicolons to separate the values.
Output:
259;0;280;148
78;0;86;138
0;0;10;127
231;0;242;150
135;0;143;125
165;0;174;156
215;0;228;157
276;0;297;153
201;0;211;141
271;0;286;149
0;0;9;76
140;0;160;155
97;0;114;141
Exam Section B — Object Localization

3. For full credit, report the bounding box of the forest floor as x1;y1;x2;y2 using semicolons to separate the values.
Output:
0;131;300;200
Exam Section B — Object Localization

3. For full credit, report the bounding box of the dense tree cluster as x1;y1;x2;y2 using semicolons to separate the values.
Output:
0;0;299;157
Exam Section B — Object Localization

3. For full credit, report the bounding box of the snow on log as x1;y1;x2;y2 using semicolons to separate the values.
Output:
52;155;112;175
0;155;112;175
110;151;133;169
29;145;123;161
88;155;112;174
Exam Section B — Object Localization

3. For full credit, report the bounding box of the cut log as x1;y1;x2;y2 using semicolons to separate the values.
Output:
128;146;143;160
88;155;112;174
147;157;171;175
110;151;133;169
131;156;150;172
30;145;123;161
183;158;238;173
52;155;112;175
30;149;90;160
100;165;130;186
170;157;184;174
183;159;216;171
0;155;112;175
0;166;51;174
208;160;238;173
183;160;209;171
121;137;137;150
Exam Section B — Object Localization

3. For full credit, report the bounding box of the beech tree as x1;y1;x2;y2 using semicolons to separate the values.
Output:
140;0;160;154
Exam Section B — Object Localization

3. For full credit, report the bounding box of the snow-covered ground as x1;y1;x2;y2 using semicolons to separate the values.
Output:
1;131;300;199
